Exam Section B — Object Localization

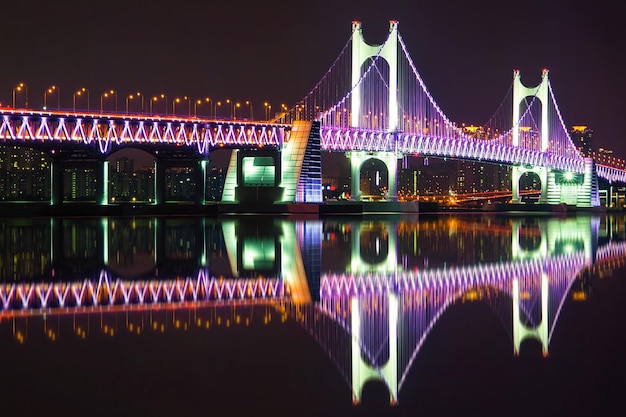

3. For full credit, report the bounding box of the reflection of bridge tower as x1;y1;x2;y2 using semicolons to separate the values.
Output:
351;293;398;404
349;21;400;201
512;275;548;355
349;222;397;273
510;219;548;260
509;217;598;356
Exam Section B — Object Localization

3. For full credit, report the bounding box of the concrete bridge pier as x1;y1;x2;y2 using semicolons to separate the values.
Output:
511;165;548;204
349;151;399;201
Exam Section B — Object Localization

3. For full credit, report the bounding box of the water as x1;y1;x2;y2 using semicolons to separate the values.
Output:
0;213;625;417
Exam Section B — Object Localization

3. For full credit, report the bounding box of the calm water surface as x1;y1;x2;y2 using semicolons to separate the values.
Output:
0;213;625;417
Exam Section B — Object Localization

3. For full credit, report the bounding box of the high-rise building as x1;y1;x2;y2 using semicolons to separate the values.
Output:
0;146;50;200
207;167;226;201
570;125;593;156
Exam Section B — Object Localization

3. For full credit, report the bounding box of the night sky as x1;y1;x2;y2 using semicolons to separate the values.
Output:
2;0;624;156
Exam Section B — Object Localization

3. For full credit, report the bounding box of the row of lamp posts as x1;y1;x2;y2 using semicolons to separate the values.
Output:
8;82;285;120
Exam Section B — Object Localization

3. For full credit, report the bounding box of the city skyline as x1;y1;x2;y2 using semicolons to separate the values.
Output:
2;1;624;157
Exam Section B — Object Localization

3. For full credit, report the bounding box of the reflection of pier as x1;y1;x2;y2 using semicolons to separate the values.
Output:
1;217;319;312
294;216;626;404
4;215;626;406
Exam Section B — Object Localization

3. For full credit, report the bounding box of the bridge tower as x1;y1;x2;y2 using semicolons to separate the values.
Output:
511;69;549;204
349;21;400;201
511;70;600;207
351;293;398;404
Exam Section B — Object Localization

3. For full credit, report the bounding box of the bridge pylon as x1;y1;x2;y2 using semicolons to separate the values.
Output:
351;20;398;131
349;21;401;200
511;70;600;207
511;69;549;204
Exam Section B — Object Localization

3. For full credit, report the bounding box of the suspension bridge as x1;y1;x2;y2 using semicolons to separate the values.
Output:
1;21;625;206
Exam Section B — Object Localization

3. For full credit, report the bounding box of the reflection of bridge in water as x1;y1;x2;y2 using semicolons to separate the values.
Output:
2;215;626;404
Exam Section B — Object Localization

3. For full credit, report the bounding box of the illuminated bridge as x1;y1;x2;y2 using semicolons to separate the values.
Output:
2;22;626;207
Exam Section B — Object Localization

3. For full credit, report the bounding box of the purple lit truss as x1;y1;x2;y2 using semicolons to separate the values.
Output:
320;252;591;299
0;269;287;312
0;109;290;154
320;127;586;174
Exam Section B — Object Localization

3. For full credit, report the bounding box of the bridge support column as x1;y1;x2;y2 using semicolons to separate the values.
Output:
96;160;108;205
154;160;165;205
195;160;207;205
50;160;64;205
349;151;399;201
511;165;547;204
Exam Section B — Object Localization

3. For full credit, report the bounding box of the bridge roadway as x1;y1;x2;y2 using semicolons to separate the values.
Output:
2;107;625;178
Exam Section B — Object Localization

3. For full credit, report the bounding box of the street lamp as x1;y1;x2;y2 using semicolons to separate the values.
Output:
245;100;253;120
12;82;28;108
172;96;190;117
150;94;167;115
194;97;211;117
100;90;117;113
43;86;59;110
125;92;144;114
225;99;234;118
233;102;241;120
264;102;272;120
214;101;222;118
73;87;90;112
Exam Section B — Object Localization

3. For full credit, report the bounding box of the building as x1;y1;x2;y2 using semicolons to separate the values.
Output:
0;147;50;201
570;125;593;157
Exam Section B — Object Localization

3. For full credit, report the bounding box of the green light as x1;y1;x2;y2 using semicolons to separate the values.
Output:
564;171;574;181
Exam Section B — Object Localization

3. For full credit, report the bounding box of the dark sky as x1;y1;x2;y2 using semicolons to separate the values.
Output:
2;0;624;156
